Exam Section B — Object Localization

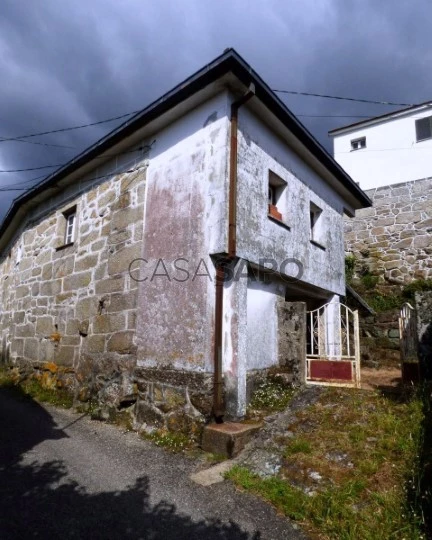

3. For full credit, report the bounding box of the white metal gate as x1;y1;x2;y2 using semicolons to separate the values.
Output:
306;302;361;388
399;302;420;383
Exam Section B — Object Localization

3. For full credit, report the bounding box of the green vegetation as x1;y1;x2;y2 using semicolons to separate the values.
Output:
345;254;356;283
0;368;73;409
227;387;427;539
248;380;295;414
141;429;192;452
403;278;432;299
367;293;405;313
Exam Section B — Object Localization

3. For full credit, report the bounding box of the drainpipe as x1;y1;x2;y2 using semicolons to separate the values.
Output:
213;84;255;422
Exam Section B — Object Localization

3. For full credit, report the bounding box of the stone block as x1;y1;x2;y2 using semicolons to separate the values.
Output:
108;243;141;276
95;276;125;295
75;255;99;273
42;263;53;280
15;323;35;338
76;297;98;320
13;311;25;324
107;331;136;354
93;313;126;334
112;191;130;211
31;283;40;296
55;346;75;366
394;238;413;249
15;285;29;299
413;235;432;249
396;212;422;224
66;318;80;335
87;335;106;353
201;422;262;458
36;317;54;336
134;400;165;428
107;292;137;313
40;280;62;296
111;206;143;232
53;256;74;278
24;338;39;361
63;272;92;291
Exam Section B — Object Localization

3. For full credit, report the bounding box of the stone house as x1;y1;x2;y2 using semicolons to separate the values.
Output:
0;49;370;430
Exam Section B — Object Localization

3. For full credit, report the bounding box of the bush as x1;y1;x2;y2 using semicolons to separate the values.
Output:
402;279;432;299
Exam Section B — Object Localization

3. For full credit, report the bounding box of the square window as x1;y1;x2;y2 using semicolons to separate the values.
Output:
415;116;432;142
350;137;366;151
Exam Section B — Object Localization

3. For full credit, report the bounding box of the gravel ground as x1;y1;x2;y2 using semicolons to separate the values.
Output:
0;388;304;539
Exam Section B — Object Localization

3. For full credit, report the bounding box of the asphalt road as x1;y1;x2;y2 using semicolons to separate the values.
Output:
0;388;303;539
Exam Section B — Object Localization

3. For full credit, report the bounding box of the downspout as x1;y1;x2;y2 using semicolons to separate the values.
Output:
213;84;255;422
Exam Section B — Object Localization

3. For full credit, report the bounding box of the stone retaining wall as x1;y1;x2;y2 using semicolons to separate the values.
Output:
345;177;432;284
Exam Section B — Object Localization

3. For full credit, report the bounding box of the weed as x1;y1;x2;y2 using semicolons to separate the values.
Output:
345;254;356;283
228;387;426;539
0;368;73;409
403;278;432;299
284;438;312;456
249;380;294;413
141;429;192;452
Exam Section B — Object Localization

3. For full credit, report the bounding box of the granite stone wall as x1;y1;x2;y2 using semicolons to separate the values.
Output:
345;177;432;284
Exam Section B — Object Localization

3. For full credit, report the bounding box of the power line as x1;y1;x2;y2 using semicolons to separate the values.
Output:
0;165;147;192
0;110;140;144
0;146;150;174
273;89;414;107
0;91;418;147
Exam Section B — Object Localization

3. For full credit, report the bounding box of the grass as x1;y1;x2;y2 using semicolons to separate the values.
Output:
227;386;427;539
141;429;192;452
0;368;73;409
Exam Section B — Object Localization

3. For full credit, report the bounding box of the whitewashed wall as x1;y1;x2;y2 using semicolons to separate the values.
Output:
332;106;432;189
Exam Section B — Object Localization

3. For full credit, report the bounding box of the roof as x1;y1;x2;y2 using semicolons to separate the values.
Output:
329;100;432;136
0;49;371;248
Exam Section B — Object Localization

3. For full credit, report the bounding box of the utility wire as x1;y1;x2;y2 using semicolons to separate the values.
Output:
0;146;150;174
0;165;147;192
0;110;140;144
0;91;419;146
272;89;414;107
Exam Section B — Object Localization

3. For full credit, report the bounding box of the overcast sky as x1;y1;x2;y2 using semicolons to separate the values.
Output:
1;0;431;222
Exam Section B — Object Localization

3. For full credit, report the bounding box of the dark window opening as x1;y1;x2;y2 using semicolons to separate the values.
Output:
415;116;432;142
350;137;366;151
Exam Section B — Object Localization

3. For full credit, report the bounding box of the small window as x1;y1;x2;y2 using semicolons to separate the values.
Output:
310;202;324;246
415;116;432;142
350;137;366;151
15;244;23;266
63;208;76;245
268;171;287;221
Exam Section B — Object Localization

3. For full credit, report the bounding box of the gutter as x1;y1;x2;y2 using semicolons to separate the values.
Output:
212;85;255;422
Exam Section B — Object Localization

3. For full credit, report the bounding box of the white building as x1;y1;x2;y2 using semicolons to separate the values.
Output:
329;102;432;189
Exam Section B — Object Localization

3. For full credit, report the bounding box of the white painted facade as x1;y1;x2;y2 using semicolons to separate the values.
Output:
330;103;432;189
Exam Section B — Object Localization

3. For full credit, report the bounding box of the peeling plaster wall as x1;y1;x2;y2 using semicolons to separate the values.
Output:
236;107;346;296
246;279;282;370
136;92;230;373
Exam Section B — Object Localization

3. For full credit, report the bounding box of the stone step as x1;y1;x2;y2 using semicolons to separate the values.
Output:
201;422;262;458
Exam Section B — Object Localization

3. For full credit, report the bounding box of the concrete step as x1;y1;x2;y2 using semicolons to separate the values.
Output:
201;422;262;458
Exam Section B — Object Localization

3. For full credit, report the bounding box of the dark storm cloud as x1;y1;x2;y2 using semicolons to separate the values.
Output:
1;0;431;221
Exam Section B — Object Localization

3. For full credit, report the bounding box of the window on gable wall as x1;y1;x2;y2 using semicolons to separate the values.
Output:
268;171;287;222
63;207;77;245
350;137;366;151
415;116;432;142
